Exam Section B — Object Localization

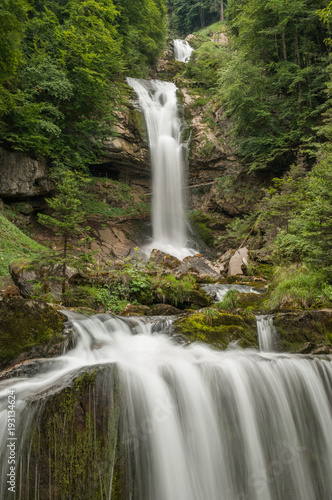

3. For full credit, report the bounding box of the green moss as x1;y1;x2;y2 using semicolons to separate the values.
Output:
19;366;120;499
0;298;65;366
174;309;258;349
273;311;332;352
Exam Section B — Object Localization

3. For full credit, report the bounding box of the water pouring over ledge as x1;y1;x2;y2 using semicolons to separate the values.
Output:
1;313;332;499
173;39;194;63
127;78;197;260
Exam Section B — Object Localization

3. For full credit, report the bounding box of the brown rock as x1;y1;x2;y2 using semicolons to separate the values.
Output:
148;249;182;270
175;255;220;279
150;304;182;316
3;285;21;299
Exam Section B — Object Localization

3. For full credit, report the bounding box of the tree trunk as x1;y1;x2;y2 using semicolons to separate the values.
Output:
62;235;67;294
199;6;205;28
221;1;224;21
282;30;287;61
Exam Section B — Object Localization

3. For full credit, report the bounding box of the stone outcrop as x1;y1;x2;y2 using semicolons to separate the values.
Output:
0;148;53;199
99;108;150;184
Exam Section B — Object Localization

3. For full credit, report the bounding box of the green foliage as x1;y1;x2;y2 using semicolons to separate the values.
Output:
167;0;223;35
0;213;44;276
184;41;228;87
38;170;93;291
216;289;240;310
218;0;329;172
267;266;332;310
0;0;167;165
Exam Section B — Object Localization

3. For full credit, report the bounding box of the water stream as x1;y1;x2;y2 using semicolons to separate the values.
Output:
127;78;196;259
173;39;194;63
1;313;332;499
256;315;276;352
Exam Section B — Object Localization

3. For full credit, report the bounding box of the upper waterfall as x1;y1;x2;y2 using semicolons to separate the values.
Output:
127;78;196;260
173;39;194;63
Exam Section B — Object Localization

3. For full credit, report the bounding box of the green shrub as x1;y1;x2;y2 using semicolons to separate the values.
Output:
216;290;240;310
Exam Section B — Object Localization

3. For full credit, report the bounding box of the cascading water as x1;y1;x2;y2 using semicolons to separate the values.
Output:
1;313;332;499
202;283;263;302
256;314;276;352
173;39;194;63
127;78;196;259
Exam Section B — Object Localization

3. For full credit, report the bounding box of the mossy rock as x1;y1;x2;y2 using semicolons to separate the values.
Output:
174;309;258;349
237;292;265;310
17;365;122;499
273;310;332;352
0;298;66;367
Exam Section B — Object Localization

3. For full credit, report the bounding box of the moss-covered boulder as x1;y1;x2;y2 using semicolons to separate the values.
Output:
173;308;258;348
273;310;332;353
17;365;122;499
0;298;67;368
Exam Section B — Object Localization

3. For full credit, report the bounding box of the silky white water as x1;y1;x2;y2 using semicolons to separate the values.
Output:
202;283;262;302
256;315;276;352
173;39;194;63
1;313;332;499
127;78;196;260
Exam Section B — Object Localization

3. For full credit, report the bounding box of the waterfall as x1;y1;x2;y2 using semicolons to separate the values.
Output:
1;313;332;499
127;78;196;260
256;315;276;352
202;283;262;302
173;39;194;63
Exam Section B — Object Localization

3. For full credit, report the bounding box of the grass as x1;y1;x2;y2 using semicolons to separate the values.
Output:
267;266;332;310
0;213;45;276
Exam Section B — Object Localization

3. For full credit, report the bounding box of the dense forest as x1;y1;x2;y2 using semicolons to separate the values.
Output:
1;0;332;311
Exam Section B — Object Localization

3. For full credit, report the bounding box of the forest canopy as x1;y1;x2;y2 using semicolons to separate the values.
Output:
0;0;167;169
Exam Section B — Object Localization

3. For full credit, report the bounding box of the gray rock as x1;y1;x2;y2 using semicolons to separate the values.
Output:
0;148;54;199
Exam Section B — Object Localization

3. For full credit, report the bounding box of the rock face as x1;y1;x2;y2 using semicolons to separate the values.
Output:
99;108;150;184
0;148;53;199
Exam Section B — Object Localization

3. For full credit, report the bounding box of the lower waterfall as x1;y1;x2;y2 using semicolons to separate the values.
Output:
1;313;332;499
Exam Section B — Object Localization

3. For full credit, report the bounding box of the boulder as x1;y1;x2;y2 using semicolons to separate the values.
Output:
228;247;249;276
175;255;220;279
148;249;182;270
0;148;53;199
150;304;182;316
0;298;67;368
9;261;75;300
120;304;151;316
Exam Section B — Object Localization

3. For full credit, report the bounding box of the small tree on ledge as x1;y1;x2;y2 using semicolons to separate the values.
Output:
38;170;92;294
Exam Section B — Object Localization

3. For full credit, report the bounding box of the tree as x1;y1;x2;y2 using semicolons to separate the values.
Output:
38;171;92;293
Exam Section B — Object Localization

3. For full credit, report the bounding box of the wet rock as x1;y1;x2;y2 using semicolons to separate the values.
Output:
174;255;220;279
174;309;258;349
120;304;151;316
0;147;53;199
0;298;67;368
274;310;332;353
150;304;182;316
148;249;182;270
228;247;249;276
